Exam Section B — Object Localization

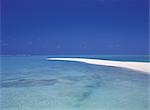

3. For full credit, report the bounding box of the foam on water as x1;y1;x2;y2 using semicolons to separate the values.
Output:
1;56;150;110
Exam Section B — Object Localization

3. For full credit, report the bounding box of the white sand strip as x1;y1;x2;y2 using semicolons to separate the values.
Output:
47;58;150;74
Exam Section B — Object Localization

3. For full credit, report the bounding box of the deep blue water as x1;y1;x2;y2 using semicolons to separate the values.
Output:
1;55;150;110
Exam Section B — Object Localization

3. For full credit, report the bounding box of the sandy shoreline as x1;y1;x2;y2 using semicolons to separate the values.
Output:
48;58;150;74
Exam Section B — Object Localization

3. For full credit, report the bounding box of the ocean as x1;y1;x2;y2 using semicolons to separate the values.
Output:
1;55;150;110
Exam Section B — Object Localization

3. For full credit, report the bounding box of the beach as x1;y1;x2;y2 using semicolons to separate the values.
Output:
2;0;149;109
48;58;150;74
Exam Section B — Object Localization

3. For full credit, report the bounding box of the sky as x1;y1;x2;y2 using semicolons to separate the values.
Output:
1;0;149;55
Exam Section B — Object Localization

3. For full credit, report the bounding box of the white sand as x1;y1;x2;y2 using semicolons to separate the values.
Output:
48;58;150;74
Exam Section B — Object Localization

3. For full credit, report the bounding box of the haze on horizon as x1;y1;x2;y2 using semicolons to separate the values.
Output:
1;0;149;55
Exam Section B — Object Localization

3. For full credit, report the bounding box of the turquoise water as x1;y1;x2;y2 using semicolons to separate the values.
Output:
1;55;150;110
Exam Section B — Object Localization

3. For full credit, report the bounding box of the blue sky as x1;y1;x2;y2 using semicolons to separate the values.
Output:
1;0;149;55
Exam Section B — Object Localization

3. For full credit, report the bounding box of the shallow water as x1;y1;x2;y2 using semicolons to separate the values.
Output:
1;56;150;110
